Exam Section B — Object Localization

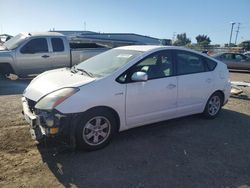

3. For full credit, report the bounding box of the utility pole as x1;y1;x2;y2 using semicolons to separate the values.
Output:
229;22;236;47
172;32;176;45
84;21;86;31
234;23;240;45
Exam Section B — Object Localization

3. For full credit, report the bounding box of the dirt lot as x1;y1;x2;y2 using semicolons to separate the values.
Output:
0;72;250;188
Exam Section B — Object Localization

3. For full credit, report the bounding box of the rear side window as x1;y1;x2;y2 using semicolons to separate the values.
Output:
222;53;233;60
20;38;48;54
205;58;217;71
176;51;206;75
51;38;64;52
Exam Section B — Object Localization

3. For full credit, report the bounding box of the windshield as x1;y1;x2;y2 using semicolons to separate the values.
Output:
3;33;28;50
75;49;143;77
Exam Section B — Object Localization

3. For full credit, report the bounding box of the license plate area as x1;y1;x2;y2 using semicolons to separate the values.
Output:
24;112;36;128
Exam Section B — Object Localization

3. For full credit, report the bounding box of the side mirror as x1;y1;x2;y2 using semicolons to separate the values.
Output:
131;71;148;82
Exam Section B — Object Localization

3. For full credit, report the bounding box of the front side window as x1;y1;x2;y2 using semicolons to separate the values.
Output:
176;51;206;75
51;38;64;52
235;54;246;61
118;50;173;82
20;38;48;54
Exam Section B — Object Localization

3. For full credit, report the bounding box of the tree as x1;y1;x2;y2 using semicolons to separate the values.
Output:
173;33;191;46
195;35;211;47
161;39;172;46
238;40;250;51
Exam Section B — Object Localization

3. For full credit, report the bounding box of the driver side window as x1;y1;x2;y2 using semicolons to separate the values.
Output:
20;38;48;54
118;50;173;83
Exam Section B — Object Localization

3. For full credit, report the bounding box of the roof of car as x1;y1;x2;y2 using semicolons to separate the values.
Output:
116;45;188;52
213;52;245;56
20;32;64;37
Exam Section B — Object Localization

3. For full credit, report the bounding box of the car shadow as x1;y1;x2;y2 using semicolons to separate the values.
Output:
229;69;250;74
0;78;31;95
37;109;250;188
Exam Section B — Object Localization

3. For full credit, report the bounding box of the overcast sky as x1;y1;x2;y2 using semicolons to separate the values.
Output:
1;0;250;44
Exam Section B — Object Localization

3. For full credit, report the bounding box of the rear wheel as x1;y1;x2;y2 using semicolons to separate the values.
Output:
76;109;116;151
203;92;223;119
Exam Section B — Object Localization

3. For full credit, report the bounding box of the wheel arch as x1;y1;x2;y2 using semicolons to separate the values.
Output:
213;90;225;103
0;63;16;75
83;106;121;132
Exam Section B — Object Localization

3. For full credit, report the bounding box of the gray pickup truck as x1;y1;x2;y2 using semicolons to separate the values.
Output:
0;32;108;78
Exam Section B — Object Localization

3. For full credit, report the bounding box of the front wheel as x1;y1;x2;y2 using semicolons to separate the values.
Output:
76;109;116;151
0;73;7;80
203;92;223;119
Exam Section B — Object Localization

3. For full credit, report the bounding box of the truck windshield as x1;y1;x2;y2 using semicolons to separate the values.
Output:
3;33;28;50
75;49;143;77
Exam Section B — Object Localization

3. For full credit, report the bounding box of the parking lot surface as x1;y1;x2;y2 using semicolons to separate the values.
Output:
0;72;250;188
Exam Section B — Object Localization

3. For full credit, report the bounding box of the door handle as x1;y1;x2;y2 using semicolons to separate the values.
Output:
41;55;50;58
167;84;176;89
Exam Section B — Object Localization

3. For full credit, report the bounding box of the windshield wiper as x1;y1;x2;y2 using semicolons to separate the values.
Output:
77;68;94;77
70;65;78;73
70;65;94;77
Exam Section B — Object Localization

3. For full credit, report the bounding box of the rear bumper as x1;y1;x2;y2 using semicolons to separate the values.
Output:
223;81;231;105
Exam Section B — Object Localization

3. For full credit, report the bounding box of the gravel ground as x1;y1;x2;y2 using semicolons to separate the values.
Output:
0;72;249;188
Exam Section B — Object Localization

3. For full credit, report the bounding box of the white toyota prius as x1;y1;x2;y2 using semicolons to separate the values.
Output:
22;45;231;150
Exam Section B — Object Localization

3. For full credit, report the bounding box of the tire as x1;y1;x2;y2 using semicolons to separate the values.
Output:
203;92;223;119
76;109;117;151
0;73;7;80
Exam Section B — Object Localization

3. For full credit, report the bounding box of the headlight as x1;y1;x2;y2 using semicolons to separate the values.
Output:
35;88;79;110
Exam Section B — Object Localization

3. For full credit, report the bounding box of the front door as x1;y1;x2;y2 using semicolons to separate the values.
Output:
16;37;52;76
125;50;177;127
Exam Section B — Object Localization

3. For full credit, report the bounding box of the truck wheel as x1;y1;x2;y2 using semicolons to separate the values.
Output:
203;92;223;119
76;109;116;151
0;73;7;80
0;63;15;80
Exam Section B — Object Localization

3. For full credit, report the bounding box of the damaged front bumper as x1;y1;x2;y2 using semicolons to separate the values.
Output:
22;97;71;141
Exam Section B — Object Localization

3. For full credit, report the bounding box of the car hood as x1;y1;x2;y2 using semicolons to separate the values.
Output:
23;68;96;101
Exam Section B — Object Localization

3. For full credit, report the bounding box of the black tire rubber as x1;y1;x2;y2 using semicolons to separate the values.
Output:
0;73;7;80
203;92;223;119
76;108;117;151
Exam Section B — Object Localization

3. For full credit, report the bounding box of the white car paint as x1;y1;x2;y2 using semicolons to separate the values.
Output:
24;68;95;101
23;45;231;132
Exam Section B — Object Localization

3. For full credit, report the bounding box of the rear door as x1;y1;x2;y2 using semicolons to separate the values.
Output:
49;37;70;69
175;50;214;116
220;53;235;68
16;37;52;75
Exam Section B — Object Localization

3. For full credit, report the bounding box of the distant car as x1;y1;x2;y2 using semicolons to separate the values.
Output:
22;45;231;150
243;51;250;58
212;52;250;70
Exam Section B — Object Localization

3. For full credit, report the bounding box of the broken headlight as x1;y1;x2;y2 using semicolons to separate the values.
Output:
35;87;79;110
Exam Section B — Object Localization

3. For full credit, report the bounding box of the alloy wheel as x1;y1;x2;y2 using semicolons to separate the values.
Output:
208;95;221;116
82;116;111;146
